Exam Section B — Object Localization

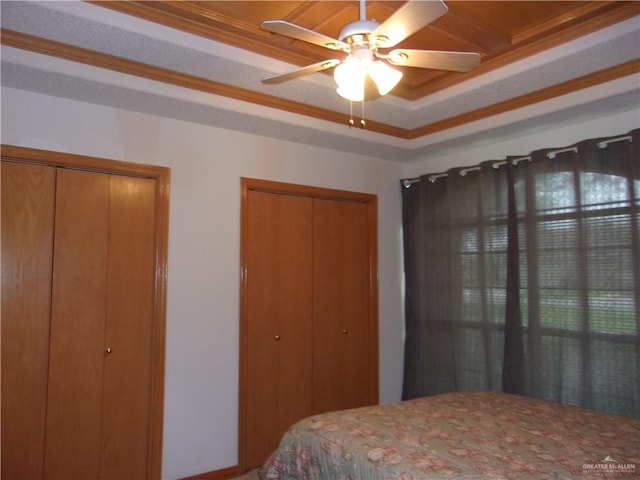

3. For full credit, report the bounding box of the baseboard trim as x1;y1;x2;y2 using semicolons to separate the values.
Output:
179;465;240;480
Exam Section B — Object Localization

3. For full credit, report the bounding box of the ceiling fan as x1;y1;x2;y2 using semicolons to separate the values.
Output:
260;0;481;103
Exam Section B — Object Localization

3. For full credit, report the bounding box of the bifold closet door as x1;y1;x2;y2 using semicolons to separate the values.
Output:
312;198;376;414
243;189;314;469
44;169;156;480
1;162;56;479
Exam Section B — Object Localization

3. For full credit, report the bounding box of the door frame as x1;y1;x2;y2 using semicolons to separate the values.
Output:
238;177;379;473
1;144;170;480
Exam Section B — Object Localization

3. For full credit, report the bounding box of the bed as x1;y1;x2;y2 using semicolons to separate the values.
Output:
259;391;639;479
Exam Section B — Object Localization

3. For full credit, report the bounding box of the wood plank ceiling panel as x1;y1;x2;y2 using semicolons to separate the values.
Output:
92;1;640;100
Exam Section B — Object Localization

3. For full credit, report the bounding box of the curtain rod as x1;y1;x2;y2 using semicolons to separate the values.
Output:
492;156;532;169
598;135;632;148
401;133;634;188
401;156;531;187
401;178;421;188
547;147;577;159
401;155;533;188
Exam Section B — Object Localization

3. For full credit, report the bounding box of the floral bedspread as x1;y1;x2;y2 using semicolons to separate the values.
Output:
260;391;639;480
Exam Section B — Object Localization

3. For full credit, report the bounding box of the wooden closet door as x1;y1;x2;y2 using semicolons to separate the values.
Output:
101;174;156;480
312;198;376;414
242;189;314;469
1;161;56;480
44;169;156;479
44;169;109;479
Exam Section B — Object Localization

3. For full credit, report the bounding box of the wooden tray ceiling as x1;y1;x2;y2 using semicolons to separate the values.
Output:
93;1;639;101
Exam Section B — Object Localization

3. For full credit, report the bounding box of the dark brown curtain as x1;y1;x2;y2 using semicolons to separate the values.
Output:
402;129;639;418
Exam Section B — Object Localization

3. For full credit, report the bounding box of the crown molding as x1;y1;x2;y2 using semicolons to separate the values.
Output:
2;28;638;140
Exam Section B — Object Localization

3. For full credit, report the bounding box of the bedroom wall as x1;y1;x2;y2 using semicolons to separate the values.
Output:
3;86;639;479
401;109;640;177
0;87;405;480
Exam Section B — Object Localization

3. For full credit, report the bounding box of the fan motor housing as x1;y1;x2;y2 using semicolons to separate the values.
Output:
338;19;380;43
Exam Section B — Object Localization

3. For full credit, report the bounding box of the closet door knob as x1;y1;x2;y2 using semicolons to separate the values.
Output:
105;347;113;354
274;335;281;341
342;329;349;334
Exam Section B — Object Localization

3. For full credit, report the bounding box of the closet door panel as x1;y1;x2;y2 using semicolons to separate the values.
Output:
45;169;110;479
1;161;56;480
244;190;313;468
312;198;374;414
101;175;157;479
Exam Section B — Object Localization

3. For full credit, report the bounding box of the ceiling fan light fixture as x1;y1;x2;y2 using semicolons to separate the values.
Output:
368;61;403;95
336;84;365;102
334;50;402;101
259;0;480;125
334;56;366;101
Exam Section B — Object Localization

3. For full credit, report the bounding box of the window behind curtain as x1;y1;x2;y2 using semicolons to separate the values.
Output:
402;130;639;417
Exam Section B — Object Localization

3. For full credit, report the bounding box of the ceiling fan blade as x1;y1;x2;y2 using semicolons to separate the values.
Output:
371;0;448;48
261;20;348;51
388;49;481;72
262;59;341;85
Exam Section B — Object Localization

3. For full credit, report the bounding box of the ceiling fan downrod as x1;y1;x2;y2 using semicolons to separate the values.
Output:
360;0;368;21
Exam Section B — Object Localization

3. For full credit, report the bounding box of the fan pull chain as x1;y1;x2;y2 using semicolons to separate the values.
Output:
349;101;355;127
347;101;366;128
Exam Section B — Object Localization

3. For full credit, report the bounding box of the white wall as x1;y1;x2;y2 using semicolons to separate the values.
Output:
1;87;406;479
4;86;638;479
401;109;640;177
